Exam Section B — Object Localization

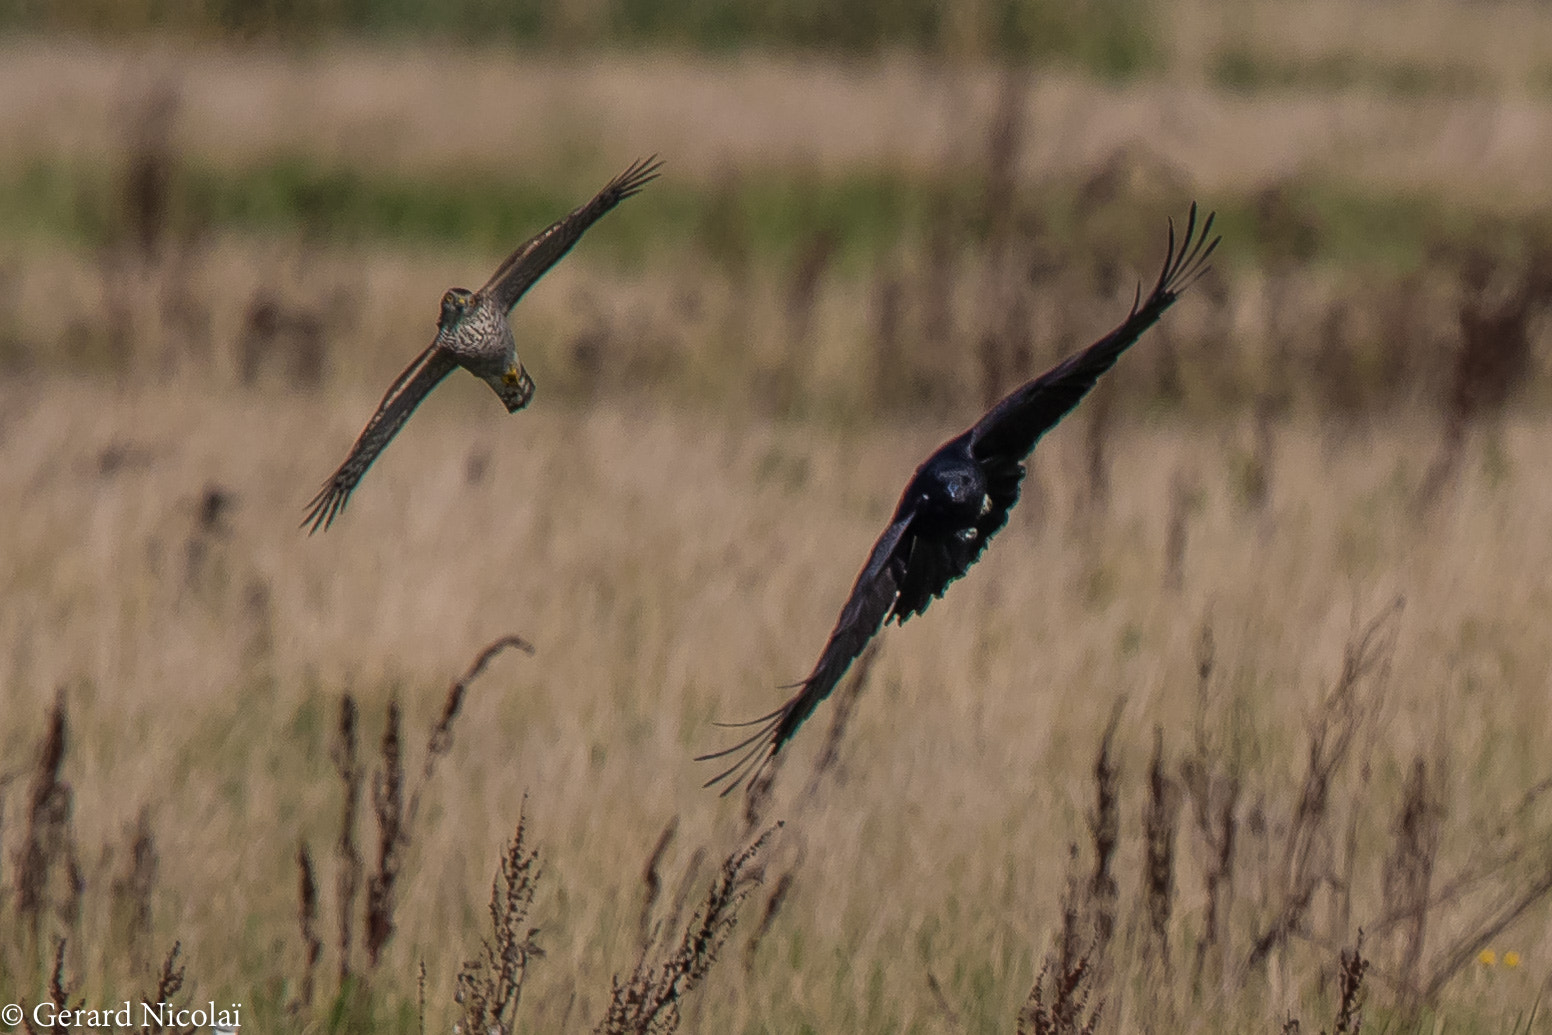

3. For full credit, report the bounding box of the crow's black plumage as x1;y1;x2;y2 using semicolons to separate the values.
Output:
699;204;1219;795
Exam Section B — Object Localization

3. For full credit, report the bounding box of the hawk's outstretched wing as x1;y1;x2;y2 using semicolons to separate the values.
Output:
479;156;663;313
303;344;459;534
698;513;915;795
968;203;1218;464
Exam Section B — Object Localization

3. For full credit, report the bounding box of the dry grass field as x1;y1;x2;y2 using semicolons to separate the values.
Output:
6;379;1552;1033
7;5;1552;1032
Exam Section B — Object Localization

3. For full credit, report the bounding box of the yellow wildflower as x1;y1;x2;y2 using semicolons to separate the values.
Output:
1479;949;1497;966
1505;951;1521;968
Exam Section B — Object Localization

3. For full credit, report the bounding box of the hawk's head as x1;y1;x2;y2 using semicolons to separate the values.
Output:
438;288;475;329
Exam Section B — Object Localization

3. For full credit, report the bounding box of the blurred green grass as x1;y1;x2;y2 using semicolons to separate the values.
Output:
1209;45;1490;98
0;156;1533;274
1;157;969;271
8;0;1160;78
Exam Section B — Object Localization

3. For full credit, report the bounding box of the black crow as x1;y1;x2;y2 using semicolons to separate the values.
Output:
700;204;1219;794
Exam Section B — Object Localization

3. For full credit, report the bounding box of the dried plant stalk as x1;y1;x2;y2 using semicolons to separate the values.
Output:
332;693;363;986
596;826;777;1035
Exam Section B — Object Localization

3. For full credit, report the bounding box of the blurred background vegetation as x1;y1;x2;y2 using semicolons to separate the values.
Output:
3;0;1552;429
7;3;1552;1033
2;0;1160;74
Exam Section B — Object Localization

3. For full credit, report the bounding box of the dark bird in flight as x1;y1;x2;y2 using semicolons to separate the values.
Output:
700;204;1219;794
303;156;663;533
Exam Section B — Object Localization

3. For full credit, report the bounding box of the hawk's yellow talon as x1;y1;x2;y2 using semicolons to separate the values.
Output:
502;366;521;386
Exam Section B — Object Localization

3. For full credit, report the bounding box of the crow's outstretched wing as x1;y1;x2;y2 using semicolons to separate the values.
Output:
699;204;1220;795
698;513;915;795
479;156;663;313
302;344;459;534
896;208;1218;614
968;203;1218;465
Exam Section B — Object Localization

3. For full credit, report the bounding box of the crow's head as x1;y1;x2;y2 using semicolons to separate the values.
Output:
918;455;987;518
